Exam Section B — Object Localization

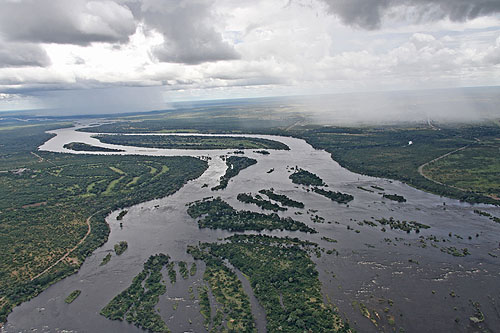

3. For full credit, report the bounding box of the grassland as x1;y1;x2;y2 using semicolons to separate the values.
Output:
190;235;353;333
422;143;500;199
0;123;207;323
95;134;289;150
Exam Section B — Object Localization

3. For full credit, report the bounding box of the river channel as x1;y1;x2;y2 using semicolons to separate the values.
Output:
4;123;500;333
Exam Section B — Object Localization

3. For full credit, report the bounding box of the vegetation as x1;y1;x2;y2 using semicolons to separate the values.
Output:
375;217;430;233
382;194;407;203
187;198;316;233
189;235;353;332
312;187;354;204
116;210;128;220
258;189;305;208
289;168;325;186
187;247;256;332
64;289;81;304
95;134;289;150
114;241;128;255
473;210;500;224
237;193;286;212
100;254;170;332
212;156;257;191
63;142;124;152
295;125;500;205
178;261;189;279
0;122;208;323
254;150;270;155
100;253;112;266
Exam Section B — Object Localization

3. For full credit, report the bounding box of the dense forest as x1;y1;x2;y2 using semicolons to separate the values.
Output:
187;198;316;233
189;235;353;333
95;134;289;150
63;142;125;152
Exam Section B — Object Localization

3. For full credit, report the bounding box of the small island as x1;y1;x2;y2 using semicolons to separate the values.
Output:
65;290;81;304
382;194;407;203
114;241;128;255
63;142;125;152
212;156;257;191
289;168;325;186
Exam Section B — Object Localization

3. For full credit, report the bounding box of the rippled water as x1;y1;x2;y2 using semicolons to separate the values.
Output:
4;123;500;333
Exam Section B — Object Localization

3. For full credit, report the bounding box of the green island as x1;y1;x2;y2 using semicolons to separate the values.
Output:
189;235;353;333
95;134;289;150
296;125;500;205
237;193;286;212
289;168;325;186
114;241;128;255
254;150;270;155
0;123;207;323
211;156;257;191
187;198;316;233
312;187;354;204
116;210;128;220
100;253;170;332
382;194;407;203
187;247;256;332
64;289;81;304
178;261;189;279
63;142;125;152
258;189;305;208
100;253;112;266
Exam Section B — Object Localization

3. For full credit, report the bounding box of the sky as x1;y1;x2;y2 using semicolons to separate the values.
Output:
1;0;500;114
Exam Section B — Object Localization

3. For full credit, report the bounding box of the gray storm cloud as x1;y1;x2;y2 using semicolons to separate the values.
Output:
0;0;136;45
136;0;240;64
321;0;500;29
0;40;51;68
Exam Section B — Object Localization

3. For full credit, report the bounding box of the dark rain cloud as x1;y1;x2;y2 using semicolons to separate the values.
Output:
133;0;240;65
0;0;136;45
320;0;500;29
0;41;51;68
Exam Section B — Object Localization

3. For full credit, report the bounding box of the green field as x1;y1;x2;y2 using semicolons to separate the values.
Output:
422;143;500;198
0;123;207;323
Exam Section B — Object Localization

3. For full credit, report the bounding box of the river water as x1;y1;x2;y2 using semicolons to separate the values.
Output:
4;123;500;333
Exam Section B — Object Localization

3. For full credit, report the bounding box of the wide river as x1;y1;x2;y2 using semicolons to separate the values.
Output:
4;123;500;332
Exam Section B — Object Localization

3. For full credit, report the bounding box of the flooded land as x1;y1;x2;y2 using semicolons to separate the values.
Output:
3;124;500;333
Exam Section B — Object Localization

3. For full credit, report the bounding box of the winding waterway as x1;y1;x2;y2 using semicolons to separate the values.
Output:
4;123;500;333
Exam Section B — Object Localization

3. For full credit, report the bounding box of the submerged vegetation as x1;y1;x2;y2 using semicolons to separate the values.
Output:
95;134;289;150
100;254;170;332
212;156;257;191
189;235;352;332
187;198;316;233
